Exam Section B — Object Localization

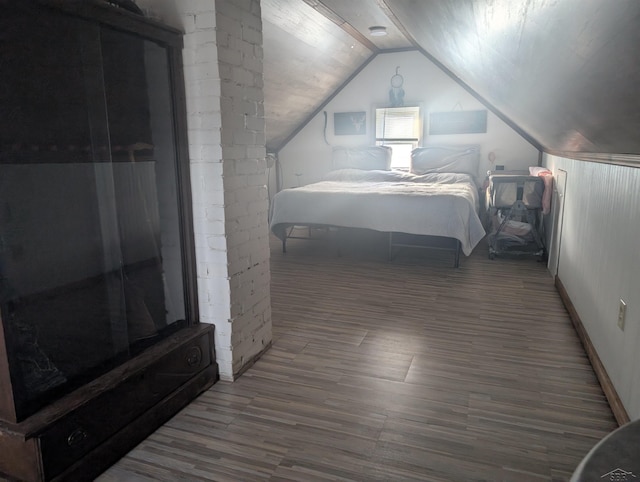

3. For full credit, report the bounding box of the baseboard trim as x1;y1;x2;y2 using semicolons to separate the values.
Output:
555;276;630;426
233;341;273;380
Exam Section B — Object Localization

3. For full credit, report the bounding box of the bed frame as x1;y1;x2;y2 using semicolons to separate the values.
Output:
388;232;462;267
272;145;483;268
280;224;462;267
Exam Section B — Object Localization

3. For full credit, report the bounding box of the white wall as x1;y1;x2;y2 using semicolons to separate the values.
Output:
277;50;539;189
544;154;640;420
152;0;234;379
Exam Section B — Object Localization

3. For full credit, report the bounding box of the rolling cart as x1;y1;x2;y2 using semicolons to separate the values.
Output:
486;172;546;260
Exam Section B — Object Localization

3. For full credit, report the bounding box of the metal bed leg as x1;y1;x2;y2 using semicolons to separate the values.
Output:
454;240;460;268
282;225;295;253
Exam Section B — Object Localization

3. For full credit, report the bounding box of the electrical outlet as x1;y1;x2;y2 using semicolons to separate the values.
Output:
618;299;627;331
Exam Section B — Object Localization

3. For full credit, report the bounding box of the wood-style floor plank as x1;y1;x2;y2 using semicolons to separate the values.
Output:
97;233;617;481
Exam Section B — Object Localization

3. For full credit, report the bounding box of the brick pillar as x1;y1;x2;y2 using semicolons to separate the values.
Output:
215;0;272;377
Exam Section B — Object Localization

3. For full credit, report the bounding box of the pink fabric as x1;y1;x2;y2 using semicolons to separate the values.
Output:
529;167;553;215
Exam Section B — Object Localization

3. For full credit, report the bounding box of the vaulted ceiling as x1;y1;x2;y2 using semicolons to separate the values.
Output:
262;0;640;159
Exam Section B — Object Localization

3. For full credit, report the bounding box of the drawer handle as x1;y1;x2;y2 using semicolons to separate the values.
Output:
67;428;88;447
185;346;202;367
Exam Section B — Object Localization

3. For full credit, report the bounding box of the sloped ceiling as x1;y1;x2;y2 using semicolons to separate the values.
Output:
261;0;372;151
262;0;640;157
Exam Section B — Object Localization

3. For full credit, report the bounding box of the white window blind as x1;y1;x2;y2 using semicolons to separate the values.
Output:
375;106;421;141
375;106;421;168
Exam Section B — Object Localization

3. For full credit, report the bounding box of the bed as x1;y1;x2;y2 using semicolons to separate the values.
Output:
269;145;486;267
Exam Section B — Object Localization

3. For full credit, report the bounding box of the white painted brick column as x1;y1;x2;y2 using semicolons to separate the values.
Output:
135;0;272;380
215;0;272;376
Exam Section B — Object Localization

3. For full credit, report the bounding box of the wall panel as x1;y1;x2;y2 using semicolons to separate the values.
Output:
544;154;640;419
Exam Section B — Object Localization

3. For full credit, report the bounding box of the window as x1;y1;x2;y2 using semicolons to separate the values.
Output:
375;105;422;169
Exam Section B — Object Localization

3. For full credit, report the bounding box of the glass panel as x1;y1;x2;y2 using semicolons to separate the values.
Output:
100;30;187;346
0;9;189;419
0;10;126;417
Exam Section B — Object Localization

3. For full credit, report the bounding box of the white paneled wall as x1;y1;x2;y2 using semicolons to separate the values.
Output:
544;154;640;419
136;0;272;380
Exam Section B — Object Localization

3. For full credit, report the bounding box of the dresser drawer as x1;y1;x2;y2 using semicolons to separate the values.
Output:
39;330;212;479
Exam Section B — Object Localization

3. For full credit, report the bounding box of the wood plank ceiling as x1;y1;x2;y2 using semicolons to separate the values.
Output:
262;0;640;157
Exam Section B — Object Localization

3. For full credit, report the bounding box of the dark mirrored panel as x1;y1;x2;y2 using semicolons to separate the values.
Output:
0;7;189;419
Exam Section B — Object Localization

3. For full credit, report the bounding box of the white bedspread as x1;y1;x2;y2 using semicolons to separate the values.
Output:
270;170;486;256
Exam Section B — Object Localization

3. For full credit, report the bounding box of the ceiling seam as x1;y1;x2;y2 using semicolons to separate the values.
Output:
300;0;380;53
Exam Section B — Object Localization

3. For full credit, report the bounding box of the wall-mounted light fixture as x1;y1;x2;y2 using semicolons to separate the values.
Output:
368;26;387;37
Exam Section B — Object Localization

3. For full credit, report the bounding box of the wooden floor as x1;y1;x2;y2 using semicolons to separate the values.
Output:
98;231;617;481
